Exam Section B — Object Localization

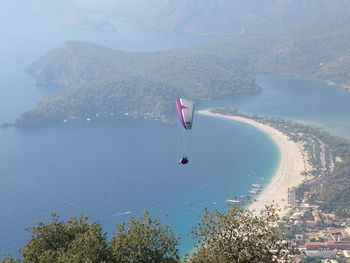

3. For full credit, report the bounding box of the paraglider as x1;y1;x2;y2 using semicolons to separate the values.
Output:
176;98;195;165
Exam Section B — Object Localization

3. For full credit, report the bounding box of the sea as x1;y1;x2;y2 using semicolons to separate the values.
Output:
0;3;277;257
1;2;350;258
200;75;350;140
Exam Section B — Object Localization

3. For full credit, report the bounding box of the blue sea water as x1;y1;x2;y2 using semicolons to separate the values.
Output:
0;3;277;257
0;2;226;124
2;2;350;258
0;116;279;256
200;75;350;140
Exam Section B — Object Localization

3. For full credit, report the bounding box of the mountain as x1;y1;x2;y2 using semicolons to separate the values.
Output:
16;4;350;126
79;0;350;36
18;41;257;125
251;14;350;87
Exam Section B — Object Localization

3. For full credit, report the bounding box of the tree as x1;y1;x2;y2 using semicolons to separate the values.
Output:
1;207;299;263
0;256;21;263
189;205;296;263
20;213;108;263
110;211;180;263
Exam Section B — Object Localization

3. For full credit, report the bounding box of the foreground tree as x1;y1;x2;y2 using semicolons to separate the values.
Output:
0;207;298;262
0;256;21;263
110;211;180;263
20;214;108;263
189;205;296;263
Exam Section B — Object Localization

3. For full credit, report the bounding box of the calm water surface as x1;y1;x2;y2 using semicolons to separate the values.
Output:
2;3;350;257
0;117;279;256
0;3;277;257
200;75;350;140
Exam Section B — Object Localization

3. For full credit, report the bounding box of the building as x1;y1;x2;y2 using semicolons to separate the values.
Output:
305;250;337;259
305;242;350;250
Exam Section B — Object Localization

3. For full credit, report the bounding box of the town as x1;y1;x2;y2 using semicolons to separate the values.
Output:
214;107;350;263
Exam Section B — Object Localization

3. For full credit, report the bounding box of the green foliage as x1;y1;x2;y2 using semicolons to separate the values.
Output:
20;213;108;263
217;108;350;217
1;208;299;263
110;211;180;263
2;211;180;263
19;11;350;126
188;205;295;263
17;41;257;126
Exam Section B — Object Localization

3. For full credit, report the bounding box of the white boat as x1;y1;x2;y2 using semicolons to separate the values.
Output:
225;199;240;204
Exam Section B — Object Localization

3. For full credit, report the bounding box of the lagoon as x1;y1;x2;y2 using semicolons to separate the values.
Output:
2;3;350;257
200;75;350;140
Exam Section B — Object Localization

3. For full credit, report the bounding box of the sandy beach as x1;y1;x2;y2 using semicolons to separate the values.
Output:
198;110;311;218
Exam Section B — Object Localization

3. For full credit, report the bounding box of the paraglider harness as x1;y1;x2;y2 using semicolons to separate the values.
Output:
179;156;189;165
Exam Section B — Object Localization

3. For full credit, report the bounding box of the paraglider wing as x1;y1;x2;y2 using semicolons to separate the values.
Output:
176;98;195;130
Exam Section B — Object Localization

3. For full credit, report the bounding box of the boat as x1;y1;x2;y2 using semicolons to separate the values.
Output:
252;184;261;188
225;199;240;204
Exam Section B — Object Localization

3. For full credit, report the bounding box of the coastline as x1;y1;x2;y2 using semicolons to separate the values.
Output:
198;109;311;218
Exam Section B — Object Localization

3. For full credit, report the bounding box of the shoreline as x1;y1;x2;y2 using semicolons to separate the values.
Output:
198;110;311;217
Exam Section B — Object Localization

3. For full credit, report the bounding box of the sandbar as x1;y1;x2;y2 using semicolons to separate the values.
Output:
198;110;311;217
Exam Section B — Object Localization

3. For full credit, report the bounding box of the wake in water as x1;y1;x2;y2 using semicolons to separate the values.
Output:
111;211;132;217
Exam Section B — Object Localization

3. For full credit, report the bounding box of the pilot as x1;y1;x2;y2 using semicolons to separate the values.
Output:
179;156;189;165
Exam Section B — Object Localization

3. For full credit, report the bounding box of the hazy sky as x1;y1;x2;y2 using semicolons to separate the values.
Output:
0;0;78;17
75;0;120;10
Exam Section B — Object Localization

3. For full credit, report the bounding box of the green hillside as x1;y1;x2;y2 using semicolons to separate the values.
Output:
17;11;350;126
18;41;257;125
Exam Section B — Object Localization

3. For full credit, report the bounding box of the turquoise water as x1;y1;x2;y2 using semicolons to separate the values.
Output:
256;76;350;139
200;75;350;140
4;3;349;257
0;117;279;256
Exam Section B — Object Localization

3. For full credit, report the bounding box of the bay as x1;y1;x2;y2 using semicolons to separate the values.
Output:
0;3;278;257
200;75;350;140
0;3;225;124
0;116;279;256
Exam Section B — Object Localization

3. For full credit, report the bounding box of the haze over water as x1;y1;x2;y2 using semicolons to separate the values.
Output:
2;1;350;258
203;75;350;140
0;2;276;257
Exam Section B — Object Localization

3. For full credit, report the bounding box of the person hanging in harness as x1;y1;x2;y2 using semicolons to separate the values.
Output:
179;156;189;165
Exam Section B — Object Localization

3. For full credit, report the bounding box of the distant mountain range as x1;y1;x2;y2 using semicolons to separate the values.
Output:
79;0;350;36
15;1;350;125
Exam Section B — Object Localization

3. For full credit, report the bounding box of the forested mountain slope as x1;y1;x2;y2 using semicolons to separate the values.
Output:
80;0;350;36
17;8;350;125
18;41;256;125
